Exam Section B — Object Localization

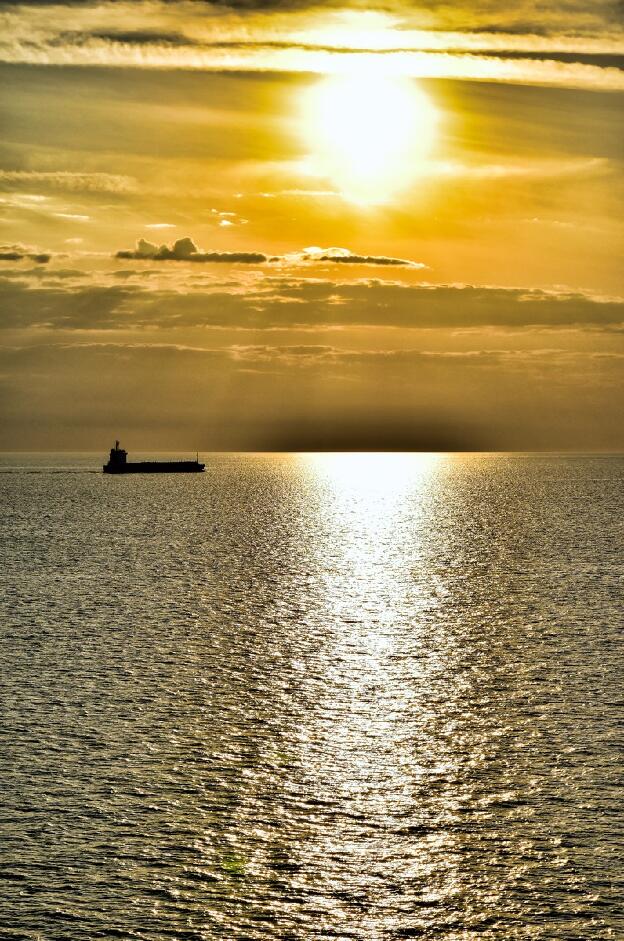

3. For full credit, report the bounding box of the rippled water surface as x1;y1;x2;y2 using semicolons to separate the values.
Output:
1;452;622;940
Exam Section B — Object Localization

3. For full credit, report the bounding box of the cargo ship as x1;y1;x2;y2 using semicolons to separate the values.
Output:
103;441;205;474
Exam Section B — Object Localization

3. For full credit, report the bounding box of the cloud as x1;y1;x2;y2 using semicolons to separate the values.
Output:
296;246;425;267
0;192;96;227
0;170;136;194
53;211;90;222
247;280;624;330
211;208;248;226
115;237;424;267
1;267;622;333
0;243;50;263
428;156;610;181
76;30;194;47
319;253;416;267
116;237;268;264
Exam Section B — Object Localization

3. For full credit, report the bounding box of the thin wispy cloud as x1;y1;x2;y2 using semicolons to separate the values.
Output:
0;170;136;193
0;1;622;89
1;39;621;90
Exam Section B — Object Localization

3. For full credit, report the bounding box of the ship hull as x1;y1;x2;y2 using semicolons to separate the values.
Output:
103;461;205;474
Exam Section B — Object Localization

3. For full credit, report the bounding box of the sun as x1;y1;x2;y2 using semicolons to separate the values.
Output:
301;71;437;205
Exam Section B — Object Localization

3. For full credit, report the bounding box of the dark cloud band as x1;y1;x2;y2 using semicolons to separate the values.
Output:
1;269;621;332
115;237;421;267
0;244;50;263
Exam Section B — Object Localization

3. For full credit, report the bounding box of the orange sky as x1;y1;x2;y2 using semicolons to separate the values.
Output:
0;0;622;449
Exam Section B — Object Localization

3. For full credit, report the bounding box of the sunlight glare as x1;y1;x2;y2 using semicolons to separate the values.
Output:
301;72;437;205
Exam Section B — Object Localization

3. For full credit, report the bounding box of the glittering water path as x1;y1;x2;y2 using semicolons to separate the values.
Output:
1;453;622;939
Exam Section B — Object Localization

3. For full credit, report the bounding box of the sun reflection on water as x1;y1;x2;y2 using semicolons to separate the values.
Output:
299;451;444;637
4;454;619;937
301;451;441;513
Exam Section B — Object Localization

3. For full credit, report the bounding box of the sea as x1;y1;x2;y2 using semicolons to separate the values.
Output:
1;452;622;940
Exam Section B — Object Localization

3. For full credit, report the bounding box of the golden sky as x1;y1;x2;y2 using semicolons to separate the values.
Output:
0;0;622;449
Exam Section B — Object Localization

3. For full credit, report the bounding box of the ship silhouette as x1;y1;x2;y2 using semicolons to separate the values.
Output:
103;441;205;474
